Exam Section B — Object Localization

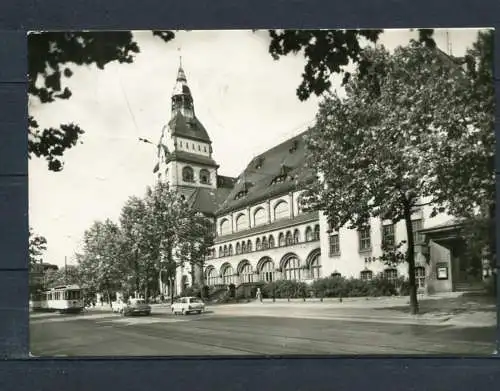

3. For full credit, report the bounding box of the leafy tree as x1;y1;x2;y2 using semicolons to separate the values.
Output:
268;29;435;101
176;211;215;287
29;227;47;268
28;31;175;171
301;41;475;314
44;265;82;288
77;219;125;305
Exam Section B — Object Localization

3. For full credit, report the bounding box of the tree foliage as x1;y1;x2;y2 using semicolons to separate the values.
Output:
268;29;436;101
29;227;47;268
28;31;176;171
301;40;477;314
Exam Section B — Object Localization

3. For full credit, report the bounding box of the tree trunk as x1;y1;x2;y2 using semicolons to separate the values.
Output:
170;278;175;305
106;288;112;308
404;208;419;315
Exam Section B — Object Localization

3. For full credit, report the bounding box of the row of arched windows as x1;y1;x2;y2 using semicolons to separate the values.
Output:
205;252;321;286
182;166;211;184
220;199;302;236
216;224;320;258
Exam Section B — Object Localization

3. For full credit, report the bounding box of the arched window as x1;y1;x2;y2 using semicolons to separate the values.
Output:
274;201;289;220
254;208;267;226
278;233;285;247
269;235;275;248
236;243;241;254
241;241;247;253
262;237;268;250
310;255;321;279
235;214;248;232
206;268;218;286
313;224;320;241
182;166;194;182
240;263;253;283
228;244;233;256
222;265;236;285
305;226;313;242
293;229;300;244
360;270;373;281
223;245;228;257
285;231;293;246
220;219;231;236
218;246;223;258
415;266;426;288
247;239;252;252
199;169;210;184
260;259;275;282
256;238;262;251
283;256;301;281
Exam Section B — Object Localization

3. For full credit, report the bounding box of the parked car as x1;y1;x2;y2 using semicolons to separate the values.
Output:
121;298;151;316
171;296;205;315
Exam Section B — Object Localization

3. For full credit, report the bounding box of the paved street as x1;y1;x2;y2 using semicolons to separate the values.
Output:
30;303;496;356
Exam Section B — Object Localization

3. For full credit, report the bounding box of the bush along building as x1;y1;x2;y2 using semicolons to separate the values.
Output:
155;64;488;299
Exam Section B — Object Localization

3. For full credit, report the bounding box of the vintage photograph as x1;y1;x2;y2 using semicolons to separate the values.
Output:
28;29;496;356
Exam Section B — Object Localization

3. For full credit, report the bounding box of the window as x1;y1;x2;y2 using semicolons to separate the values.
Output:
192;143;195;149
206;269;218;286
285;231;293;246
247;240;252;252
310;255;321;279
412;219;424;244
260;259;275;282
236;243;241;254
274;201;289;220
182;166;194;182
360;270;373;281
220;219;231;235
222;265;235;285
254;208;267;226
329;234;340;256
293;229;300;244
199;169;210;184
262;237;268;250
256;238;262;251
186;143;189;150
223;245;228;257
228;244;233;256
204;146;207;152
240;263;253;283
235;214;248;232
283;256;301;281
198;145;201;151
313;224;320;241
382;224;395;247
277;233;284;247
384;268;398;282
218;246;223;258
358;226;371;251
241;241;247;253
305;226;313;242
415;266;426;288
269;235;275;248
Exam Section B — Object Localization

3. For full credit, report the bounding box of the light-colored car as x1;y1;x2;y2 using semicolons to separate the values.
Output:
171;297;205;315
121;298;151;316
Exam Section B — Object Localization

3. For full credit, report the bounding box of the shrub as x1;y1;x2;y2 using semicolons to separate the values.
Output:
311;276;399;298
262;280;308;299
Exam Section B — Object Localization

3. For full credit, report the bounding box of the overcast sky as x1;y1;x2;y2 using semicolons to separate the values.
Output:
28;28;484;267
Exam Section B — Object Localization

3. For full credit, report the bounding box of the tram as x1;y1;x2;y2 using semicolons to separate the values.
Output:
30;284;84;313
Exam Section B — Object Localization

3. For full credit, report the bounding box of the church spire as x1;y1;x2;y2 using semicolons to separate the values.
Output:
171;57;194;118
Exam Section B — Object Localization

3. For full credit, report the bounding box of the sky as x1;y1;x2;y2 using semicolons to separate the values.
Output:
28;28;485;267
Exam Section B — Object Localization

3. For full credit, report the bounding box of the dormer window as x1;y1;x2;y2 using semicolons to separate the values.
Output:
234;190;248;200
200;169;210;184
255;157;264;169
182;166;194;182
289;140;299;153
271;174;287;185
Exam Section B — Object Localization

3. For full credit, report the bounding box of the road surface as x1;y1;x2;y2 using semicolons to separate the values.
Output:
30;307;495;356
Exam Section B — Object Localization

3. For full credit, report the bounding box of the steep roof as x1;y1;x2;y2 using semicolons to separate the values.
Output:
216;130;315;215
169;113;212;144
178;186;234;216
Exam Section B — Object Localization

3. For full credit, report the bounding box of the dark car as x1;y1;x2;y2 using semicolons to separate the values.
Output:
121;298;151;316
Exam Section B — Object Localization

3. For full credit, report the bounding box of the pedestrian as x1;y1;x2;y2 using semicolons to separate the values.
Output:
256;288;262;303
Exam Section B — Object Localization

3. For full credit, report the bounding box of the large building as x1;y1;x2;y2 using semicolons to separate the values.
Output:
156;64;486;296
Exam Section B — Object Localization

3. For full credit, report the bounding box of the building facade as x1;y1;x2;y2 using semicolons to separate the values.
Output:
156;65;481;296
